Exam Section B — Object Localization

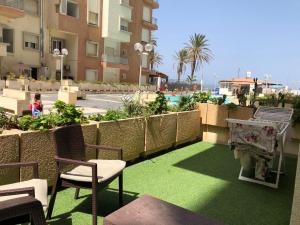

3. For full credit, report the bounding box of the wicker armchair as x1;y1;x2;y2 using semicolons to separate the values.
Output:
0;162;48;211
47;125;126;225
0;162;48;224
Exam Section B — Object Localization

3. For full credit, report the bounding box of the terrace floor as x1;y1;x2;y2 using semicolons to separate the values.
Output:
48;142;297;225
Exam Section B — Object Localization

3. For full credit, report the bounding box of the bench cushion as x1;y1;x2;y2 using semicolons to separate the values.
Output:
61;159;126;183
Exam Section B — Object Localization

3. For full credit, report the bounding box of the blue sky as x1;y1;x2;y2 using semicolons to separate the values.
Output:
153;0;300;88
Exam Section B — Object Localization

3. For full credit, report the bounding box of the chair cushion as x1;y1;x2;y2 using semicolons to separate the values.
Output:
0;179;48;211
60;159;126;183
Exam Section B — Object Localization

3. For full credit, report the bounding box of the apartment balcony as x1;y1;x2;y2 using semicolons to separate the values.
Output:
143;0;159;9
101;54;129;70
120;0;132;9
142;17;158;30
0;0;24;18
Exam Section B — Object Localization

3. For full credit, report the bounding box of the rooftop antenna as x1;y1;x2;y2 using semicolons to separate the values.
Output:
237;68;240;78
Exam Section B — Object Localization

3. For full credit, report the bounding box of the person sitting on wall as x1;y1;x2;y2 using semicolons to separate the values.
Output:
29;93;43;117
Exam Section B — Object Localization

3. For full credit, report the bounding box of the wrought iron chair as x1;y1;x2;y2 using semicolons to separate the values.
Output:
47;125;126;225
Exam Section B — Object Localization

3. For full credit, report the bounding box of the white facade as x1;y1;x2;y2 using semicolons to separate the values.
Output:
102;0;132;43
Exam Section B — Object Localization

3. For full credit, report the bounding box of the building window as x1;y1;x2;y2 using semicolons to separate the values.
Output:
88;0;99;26
86;41;99;57
105;47;115;56
121;49;127;57
142;29;150;43
3;28;14;53
60;0;79;18
86;69;98;81
143;6;151;22
51;38;65;52
120;19;129;32
24;0;39;15
23;32;39;50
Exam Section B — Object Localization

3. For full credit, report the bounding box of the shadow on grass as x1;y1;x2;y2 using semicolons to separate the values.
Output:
173;144;298;225
174;144;240;182
48;188;139;225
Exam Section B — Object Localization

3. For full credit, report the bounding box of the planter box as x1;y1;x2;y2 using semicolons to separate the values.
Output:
61;79;73;86
144;114;177;156
228;106;254;120
6;80;22;90
58;90;77;105
0;133;20;185
198;103;229;127
97;118;145;161
176;110;201;146
202;125;230;145
19;124;97;186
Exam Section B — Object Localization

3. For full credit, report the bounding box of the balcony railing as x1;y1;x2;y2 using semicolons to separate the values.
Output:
0;0;24;9
102;54;129;65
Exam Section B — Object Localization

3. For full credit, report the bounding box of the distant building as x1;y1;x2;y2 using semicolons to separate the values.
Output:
0;0;159;84
219;76;283;96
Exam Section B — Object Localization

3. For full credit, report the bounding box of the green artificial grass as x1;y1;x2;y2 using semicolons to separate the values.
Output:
48;142;297;225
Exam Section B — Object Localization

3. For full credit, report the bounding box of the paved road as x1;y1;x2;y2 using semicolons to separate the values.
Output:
40;93;131;115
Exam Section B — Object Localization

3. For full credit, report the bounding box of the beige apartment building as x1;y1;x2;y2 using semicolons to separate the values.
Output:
0;0;159;84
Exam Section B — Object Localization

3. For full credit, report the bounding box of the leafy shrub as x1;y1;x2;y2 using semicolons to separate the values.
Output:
257;94;279;107
122;96;150;117
18;115;35;131
88;114;104;122
237;91;247;107
226;103;238;110
102;110;128;121
18;101;87;131
148;92;168;115
52;100;87;126
0;109;18;130
89;109;128;122
177;96;196;111
192;92;211;103
210;95;227;105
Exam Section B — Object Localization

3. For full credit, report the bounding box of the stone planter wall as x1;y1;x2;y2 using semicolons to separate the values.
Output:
198;103;228;127
19;124;97;186
176;110;201;146
198;103;255;145
0;134;20;185
97;118;145;161
144;114;177;156
228;106;254;120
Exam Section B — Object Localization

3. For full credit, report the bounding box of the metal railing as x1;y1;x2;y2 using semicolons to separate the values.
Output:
0;0;24;10
102;54;128;65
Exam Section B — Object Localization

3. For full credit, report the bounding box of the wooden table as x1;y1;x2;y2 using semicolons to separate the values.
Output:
104;195;226;225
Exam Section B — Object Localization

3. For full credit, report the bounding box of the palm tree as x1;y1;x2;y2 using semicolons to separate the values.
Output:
185;33;212;85
174;49;188;83
149;51;163;71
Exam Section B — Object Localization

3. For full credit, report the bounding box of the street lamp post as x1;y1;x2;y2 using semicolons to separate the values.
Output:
53;48;68;81
134;42;153;88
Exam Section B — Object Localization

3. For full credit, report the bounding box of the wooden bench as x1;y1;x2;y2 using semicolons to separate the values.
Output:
104;195;226;225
